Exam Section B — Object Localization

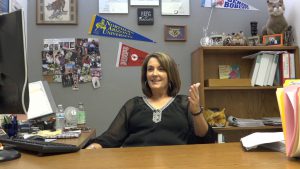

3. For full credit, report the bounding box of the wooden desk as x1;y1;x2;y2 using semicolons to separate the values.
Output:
54;129;96;148
2;143;299;169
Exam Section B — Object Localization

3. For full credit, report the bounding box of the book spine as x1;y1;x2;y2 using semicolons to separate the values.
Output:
267;54;279;86
263;54;274;86
281;53;290;84
256;54;272;86
289;53;295;79
250;54;262;86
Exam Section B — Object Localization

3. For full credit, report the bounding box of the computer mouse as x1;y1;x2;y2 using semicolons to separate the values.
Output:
27;135;45;141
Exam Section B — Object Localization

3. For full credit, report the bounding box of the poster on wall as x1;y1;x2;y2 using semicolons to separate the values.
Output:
116;42;148;67
89;15;156;43
36;0;77;25
0;0;9;14
99;0;128;14
42;38;102;89
161;0;190;16
130;0;159;6
200;0;258;10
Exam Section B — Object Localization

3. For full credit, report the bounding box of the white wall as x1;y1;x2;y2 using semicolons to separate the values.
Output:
285;0;299;45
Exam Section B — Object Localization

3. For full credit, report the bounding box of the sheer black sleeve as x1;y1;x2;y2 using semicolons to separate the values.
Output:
187;124;217;144
187;110;217;144
91;98;136;148
175;95;217;144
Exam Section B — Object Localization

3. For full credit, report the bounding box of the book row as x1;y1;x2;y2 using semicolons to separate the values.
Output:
248;51;295;86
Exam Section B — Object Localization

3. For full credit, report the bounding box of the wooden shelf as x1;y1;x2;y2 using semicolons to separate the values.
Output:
191;46;299;142
213;125;282;131
204;86;280;90
195;45;298;52
214;126;282;142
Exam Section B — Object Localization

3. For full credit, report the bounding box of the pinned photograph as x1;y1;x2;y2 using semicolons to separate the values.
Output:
42;38;102;89
92;77;101;89
72;74;79;90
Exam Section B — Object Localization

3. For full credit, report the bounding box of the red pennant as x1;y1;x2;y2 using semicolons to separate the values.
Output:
116;42;148;67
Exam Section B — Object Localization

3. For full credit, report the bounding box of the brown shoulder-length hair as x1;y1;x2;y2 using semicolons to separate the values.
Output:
141;52;181;97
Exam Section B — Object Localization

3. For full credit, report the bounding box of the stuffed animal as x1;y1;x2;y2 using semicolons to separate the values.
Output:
231;31;248;46
262;0;288;35
203;108;226;127
223;31;247;46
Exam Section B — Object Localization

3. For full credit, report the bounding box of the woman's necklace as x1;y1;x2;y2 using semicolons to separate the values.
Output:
143;96;175;123
152;109;162;123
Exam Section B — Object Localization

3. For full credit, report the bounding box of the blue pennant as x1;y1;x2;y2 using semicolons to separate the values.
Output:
88;15;156;43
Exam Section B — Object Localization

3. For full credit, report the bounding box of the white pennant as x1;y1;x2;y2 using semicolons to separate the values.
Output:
200;0;259;11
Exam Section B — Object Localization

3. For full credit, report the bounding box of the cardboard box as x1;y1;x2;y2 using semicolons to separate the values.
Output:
206;79;251;87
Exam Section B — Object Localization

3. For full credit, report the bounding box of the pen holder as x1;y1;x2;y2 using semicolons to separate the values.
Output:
2;116;18;137
2;123;17;137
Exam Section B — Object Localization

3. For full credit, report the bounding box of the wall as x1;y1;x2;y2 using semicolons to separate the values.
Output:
285;0;299;46
26;0;268;134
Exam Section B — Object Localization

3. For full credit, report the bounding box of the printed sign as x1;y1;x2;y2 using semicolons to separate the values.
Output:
137;8;154;25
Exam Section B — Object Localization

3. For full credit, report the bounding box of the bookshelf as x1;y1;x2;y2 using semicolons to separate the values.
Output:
191;46;299;142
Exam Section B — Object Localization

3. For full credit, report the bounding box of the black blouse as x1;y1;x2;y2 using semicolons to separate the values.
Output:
91;95;216;148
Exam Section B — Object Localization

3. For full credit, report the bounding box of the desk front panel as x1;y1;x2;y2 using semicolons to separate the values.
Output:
1;143;299;169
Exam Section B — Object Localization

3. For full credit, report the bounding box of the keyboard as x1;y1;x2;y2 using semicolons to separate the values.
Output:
0;138;80;155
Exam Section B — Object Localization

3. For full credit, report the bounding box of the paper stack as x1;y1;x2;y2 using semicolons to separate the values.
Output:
240;132;285;152
276;79;300;158
262;117;282;126
228;116;265;127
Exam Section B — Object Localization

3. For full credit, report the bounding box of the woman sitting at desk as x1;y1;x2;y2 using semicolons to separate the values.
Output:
86;52;216;149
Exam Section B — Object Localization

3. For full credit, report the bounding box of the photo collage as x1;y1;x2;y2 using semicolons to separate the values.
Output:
42;38;102;89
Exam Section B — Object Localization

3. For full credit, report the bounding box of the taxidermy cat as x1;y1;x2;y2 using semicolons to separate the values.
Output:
262;0;288;35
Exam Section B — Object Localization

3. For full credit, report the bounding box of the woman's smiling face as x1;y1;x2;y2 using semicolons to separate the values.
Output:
146;57;169;94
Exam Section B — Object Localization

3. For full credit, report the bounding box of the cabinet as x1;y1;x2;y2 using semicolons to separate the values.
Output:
191;46;299;142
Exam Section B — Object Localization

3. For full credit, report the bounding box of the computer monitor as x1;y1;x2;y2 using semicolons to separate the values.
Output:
0;10;29;162
27;81;57;120
0;10;29;115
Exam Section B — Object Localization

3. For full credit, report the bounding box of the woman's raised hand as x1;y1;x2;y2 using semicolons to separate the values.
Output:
188;83;201;114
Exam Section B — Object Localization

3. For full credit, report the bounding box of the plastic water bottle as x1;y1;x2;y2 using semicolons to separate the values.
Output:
55;104;65;130
77;102;86;127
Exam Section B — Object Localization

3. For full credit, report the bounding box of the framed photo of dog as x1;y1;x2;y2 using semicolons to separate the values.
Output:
262;34;283;46
36;0;78;25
